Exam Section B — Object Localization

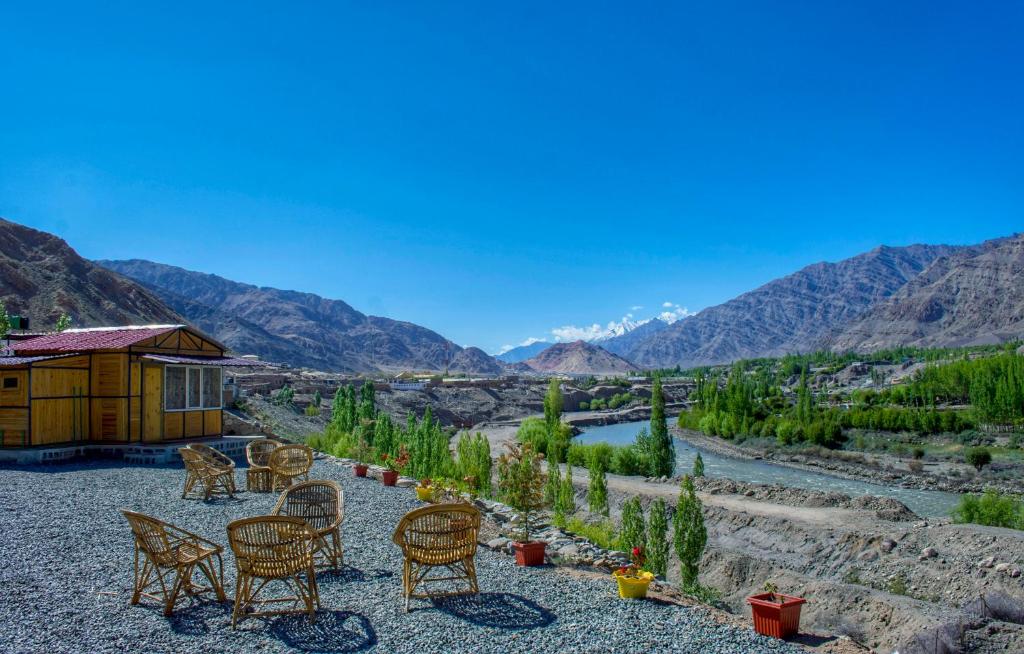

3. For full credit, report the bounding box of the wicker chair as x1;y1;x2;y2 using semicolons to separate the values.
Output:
227;516;321;627
273;480;344;570
245;439;280;492
269;444;314;491
188;443;237;495
122;510;226;616
180;448;235;500
392;503;481;611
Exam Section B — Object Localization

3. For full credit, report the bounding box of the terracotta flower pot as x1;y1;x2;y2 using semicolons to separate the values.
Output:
353;464;368;478
747;593;807;639
512;541;546;567
381;470;399;486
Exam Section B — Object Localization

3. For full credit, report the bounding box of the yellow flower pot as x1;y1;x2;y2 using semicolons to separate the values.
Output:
612;570;654;599
415;486;433;502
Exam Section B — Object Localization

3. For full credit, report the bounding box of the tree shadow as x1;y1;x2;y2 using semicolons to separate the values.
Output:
430;592;555;630
269;610;377;653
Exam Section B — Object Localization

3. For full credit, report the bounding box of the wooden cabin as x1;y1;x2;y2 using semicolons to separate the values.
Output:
0;325;257;448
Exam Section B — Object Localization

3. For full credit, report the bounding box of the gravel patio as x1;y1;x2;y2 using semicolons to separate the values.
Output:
0;458;803;654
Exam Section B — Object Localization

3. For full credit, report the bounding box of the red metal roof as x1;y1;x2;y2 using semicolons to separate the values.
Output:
11;325;181;354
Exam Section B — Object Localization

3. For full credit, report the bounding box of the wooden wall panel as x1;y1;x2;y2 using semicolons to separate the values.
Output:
31;399;80;445
184;411;203;437
203;410;222;436
33;355;89;369
31;369;88;399
164;412;183;440
0;371;28;407
0;408;28;446
91;354;127;397
143;365;162;442
91;398;127;441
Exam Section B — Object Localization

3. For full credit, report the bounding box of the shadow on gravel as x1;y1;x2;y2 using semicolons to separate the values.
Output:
270;610;377;652
430;592;555;630
317;567;394;584
166;600;233;635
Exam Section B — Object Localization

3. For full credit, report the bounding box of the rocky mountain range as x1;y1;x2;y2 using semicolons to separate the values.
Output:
608;242;969;368
830;234;1024;351
0;218;183;329
99;259;504;375
495;341;551;363
523;340;637;375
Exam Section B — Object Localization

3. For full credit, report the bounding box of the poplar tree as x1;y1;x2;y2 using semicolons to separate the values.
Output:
673;475;707;587
620;496;647;554
588;458;609;516
647;498;669;577
555;463;576;518
649;376;675;477
693;452;705;477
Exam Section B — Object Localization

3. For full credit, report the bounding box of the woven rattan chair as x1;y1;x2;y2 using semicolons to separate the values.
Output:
245;439;280;492
273;480;345;570
227;516;321;627
269;444;314;492
180;448;235;500
122;510;226;616
189;443;237;495
392;503;481;611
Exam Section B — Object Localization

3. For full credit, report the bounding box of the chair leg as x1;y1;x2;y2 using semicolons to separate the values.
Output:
231;574;248;628
403;559;412;612
466;557;479;594
196;555;226;602
164;566;189;616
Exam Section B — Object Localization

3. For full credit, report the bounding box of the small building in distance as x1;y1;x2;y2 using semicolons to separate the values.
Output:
0;324;258;448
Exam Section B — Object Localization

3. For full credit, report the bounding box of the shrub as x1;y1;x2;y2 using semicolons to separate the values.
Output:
966;447;992;471
565;517;619;550
646;498;669;577
907;460;924;473
620;497;646;555
304;405;320;417
545;459;561;509
455;431;492;497
952;490;1024;530
579;401;590;410
555;463;577;519
693;452;705;477
587;457;609;516
912;447;926;460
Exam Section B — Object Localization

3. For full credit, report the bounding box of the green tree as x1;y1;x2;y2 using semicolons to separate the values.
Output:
374;413;395;456
649;376;675;477
965;447;992;472
312;389;322;407
456;431;492;497
544;378;563;432
497;442;547;542
647;497;669;577
55;312;72;332
555;463;576;519
545;458;561;508
673;475;707;587
0;300;9;340
358;380;376;422
693;452;705;477
620;496;647;554
587;457;609;516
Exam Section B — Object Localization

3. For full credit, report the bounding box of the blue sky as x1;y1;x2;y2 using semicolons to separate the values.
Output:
2;2;1021;354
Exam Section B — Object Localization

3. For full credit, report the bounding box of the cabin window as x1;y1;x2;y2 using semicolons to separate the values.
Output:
165;365;222;411
165;367;187;410
2;377;17;390
201;367;222;409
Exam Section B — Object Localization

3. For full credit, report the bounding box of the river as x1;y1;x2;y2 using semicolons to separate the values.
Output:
575;419;960;517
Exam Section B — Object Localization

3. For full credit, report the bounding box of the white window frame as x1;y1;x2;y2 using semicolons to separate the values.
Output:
164;365;223;412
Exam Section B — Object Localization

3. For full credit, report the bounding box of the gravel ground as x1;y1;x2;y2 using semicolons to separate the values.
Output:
0;458;804;654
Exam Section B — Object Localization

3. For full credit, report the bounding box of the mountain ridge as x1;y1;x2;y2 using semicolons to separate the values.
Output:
523;340;637;375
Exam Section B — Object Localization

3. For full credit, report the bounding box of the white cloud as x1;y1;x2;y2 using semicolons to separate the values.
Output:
662;301;674;307
630;305;644;311
551;323;607;342
658;302;694;324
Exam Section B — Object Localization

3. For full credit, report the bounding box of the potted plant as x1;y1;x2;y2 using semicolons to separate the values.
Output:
612;546;655;599
416;478;433;501
497;442;548;566
747;581;807;639
352;435;372;478
380;446;409;487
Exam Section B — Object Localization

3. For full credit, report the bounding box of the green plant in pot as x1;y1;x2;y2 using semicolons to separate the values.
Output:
352;435;373;478
380;445;409;487
497;442;548;566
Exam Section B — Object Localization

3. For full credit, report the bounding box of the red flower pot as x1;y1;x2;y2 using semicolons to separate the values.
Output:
747;593;806;639
353;464;368;478
512;541;546;567
381;470;399;486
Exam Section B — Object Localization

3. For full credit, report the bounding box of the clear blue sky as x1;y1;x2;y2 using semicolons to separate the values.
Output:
2;2;1021;353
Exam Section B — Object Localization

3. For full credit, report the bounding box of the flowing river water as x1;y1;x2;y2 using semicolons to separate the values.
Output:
576;419;960;517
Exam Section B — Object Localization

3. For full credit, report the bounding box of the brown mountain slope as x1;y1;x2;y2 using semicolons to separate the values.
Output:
99;259;503;375
524;340;636;375
831;234;1024;351
0;218;183;329
621;243;965;368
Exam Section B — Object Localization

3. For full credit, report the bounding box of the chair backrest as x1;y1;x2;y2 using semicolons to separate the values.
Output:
269;444;313;477
180;447;211;475
273;480;343;532
227;516;317;578
122;510;175;566
246;439;279;467
392;503;481;566
189;443;233;468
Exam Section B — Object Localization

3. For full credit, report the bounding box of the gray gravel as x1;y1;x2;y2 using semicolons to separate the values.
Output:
0;458;803;654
